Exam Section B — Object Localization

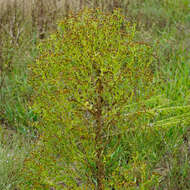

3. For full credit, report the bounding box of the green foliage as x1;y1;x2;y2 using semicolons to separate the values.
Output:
0;9;38;135
0;0;189;189
0;129;30;190
126;0;190;30
0;42;38;136
21;9;156;189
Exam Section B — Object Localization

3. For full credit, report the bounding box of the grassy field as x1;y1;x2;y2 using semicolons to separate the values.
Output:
0;0;190;189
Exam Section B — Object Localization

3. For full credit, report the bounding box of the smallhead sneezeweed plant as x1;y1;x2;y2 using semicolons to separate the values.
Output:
22;9;155;189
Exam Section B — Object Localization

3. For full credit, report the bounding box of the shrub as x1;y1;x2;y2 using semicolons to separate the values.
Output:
21;9;155;189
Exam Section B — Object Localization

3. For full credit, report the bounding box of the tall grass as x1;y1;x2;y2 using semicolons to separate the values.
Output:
0;129;30;189
0;0;190;189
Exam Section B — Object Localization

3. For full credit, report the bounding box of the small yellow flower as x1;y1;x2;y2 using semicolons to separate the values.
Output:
84;101;93;110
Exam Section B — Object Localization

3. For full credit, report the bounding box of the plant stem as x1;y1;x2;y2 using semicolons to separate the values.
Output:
95;77;105;190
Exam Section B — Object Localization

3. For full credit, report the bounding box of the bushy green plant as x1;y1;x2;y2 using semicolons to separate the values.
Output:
21;9;156;189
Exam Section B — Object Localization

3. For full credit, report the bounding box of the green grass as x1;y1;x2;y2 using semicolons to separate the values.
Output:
0;0;190;189
0;129;31;190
